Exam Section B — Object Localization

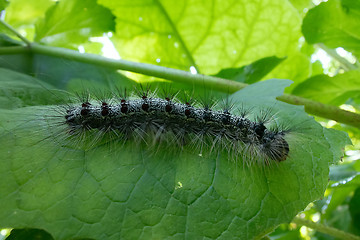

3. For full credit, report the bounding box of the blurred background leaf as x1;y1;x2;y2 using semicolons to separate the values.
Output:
302;0;360;59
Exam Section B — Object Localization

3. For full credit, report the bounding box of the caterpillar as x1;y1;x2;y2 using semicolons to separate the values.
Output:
41;87;291;166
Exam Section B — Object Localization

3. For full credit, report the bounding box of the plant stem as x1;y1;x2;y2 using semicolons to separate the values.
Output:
277;94;360;128
30;43;247;93
0;46;29;54
292;217;360;240
0;20;31;46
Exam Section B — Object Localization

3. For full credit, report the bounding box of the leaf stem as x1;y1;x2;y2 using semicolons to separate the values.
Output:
0;19;31;46
29;43;246;93
277;94;360;128
292;217;360;240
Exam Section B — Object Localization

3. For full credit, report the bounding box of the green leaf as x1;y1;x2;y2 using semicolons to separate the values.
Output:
311;60;324;77
4;0;54;28
0;0;8;12
349;187;360;232
329;162;359;182
288;0;312;12
213;56;285;84
324;185;354;218
0;47;135;91
323;161;360;220
317;205;353;238
0;33;23;47
98;0;301;74
302;0;360;58
0;71;350;239
269;224;302;240
0;68;67;109
292;71;360;105
322;128;352;165
30;55;135;90
35;0;115;48
263;52;311;92
5;229;54;240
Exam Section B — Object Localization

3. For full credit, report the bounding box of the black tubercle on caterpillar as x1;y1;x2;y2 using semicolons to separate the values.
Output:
62;91;290;164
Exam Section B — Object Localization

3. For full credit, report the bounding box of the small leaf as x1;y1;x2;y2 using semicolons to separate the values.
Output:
35;0;115;48
264;52;311;92
213;56;285;84
302;0;360;58
292;71;360;105
329;162;358;182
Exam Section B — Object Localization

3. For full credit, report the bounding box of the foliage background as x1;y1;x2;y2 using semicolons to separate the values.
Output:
0;0;359;239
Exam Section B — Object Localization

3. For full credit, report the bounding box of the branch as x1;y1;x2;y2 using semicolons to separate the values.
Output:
0;46;28;54
277;94;360;128
30;43;247;93
292;217;360;240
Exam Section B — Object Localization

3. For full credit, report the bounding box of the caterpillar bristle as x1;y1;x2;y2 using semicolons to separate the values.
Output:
14;86;296;167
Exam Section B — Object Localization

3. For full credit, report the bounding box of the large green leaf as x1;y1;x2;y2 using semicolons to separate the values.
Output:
34;0;115;48
98;0;301;74
0;68;68;109
302;0;360;58
0;69;350;239
292;71;360;105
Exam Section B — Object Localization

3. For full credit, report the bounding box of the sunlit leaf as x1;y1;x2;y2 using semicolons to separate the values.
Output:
4;0;54;28
99;0;301;74
292;71;360;105
264;52;311;92
213;56;285;84
302;0;360;58
35;0;115;48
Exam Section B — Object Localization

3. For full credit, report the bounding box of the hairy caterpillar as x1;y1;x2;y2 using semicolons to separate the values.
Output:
35;85;291;166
